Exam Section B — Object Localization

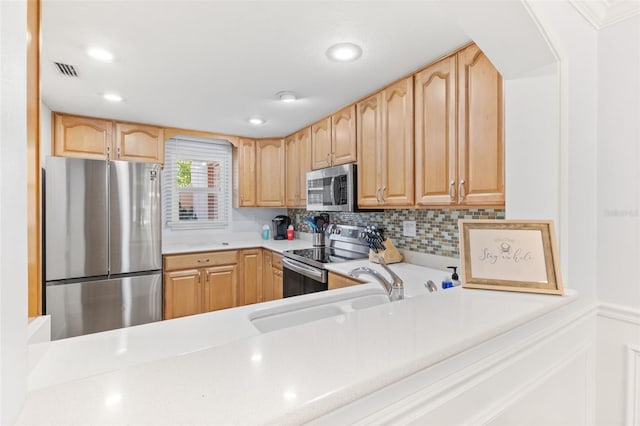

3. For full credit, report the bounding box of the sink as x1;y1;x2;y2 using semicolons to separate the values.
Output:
249;287;391;333
251;304;344;333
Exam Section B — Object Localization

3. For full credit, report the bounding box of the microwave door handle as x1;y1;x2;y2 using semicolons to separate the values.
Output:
329;176;336;205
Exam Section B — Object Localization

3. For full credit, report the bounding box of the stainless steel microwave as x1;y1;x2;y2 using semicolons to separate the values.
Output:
306;164;356;212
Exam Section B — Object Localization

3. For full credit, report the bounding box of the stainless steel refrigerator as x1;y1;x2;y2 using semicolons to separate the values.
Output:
44;157;162;340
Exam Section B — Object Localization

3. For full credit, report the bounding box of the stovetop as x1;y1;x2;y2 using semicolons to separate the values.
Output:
282;224;371;270
284;247;368;265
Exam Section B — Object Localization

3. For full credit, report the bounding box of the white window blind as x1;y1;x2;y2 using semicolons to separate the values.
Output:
163;137;232;229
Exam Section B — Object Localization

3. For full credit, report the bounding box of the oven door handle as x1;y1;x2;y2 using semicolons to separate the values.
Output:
282;257;326;282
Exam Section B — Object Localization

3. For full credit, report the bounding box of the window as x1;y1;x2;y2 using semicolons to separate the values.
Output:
163;137;232;229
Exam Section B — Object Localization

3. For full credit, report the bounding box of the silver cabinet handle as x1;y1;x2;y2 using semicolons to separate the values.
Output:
449;180;456;201
381;186;386;202
459;179;466;201
375;187;381;203
197;258;210;263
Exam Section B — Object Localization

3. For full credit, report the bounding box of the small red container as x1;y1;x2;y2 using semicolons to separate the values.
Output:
287;229;294;240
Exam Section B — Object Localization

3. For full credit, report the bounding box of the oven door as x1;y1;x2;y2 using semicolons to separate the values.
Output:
282;257;328;298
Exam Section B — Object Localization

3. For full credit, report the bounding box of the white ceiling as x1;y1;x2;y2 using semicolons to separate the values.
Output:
41;1;471;138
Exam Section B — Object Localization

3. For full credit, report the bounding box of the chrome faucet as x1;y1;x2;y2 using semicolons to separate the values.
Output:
349;256;404;301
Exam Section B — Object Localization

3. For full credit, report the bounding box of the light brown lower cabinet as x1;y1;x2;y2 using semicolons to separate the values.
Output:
239;248;262;306
164;248;281;320
262;250;283;302
328;271;363;290
202;265;238;312
163;250;239;320
272;252;283;300
163;269;202;319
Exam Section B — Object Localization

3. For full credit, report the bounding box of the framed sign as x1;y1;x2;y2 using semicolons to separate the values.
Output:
458;220;563;295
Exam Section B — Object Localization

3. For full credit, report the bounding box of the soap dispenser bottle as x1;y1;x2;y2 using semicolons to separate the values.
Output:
441;274;453;289
447;266;461;287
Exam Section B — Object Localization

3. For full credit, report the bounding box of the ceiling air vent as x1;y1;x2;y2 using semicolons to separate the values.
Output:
54;62;78;77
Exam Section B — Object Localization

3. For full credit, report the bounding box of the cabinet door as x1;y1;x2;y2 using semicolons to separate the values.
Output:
238;138;256;207
328;272;363;290
381;77;414;206
261;250;274;302
457;44;504;206
239;249;262;306
53;114;113;160
356;93;383;208
284;134;299;207
331;105;357;166
163;269;201;320
415;57;457;206
202;264;238;312
311;117;332;170
297;127;312;207
256;139;285;207
272;268;283;300
272;252;283;300
115;122;164;163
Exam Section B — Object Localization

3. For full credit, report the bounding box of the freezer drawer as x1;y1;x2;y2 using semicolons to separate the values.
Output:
45;272;162;340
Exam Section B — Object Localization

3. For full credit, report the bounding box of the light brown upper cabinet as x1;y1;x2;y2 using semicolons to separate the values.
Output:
54;113;113;160
114;123;164;163
311;105;357;170
414;56;457;206
53;113;164;164
237;138;257;207
415;44;504;207
331;105;357;166
285;127;312;207
256;138;285;207
357;77;414;208
457;44;504;206
311;117;332;169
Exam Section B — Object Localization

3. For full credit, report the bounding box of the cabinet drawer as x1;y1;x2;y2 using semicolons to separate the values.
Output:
164;250;238;271
271;252;283;270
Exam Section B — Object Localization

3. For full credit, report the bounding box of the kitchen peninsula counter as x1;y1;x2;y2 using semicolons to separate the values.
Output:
20;259;578;425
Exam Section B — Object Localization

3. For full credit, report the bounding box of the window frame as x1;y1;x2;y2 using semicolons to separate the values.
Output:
163;137;232;230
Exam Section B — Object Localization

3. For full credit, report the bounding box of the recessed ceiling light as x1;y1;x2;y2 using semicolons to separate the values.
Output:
277;91;297;103
103;93;123;102
249;117;265;125
87;47;114;62
326;42;363;62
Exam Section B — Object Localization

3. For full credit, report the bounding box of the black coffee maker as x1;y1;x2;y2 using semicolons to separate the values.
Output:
271;215;291;240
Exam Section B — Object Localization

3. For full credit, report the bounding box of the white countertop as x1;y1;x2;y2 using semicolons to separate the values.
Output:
162;233;313;255
19;252;578;425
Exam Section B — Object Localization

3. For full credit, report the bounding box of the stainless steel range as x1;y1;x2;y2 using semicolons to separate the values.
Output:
282;224;369;298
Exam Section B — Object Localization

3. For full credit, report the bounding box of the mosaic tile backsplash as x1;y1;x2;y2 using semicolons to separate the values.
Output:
288;208;505;258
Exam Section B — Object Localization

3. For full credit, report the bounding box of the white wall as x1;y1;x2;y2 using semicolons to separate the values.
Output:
0;0;28;423
437;0;600;300
596;14;640;309
595;13;640;425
